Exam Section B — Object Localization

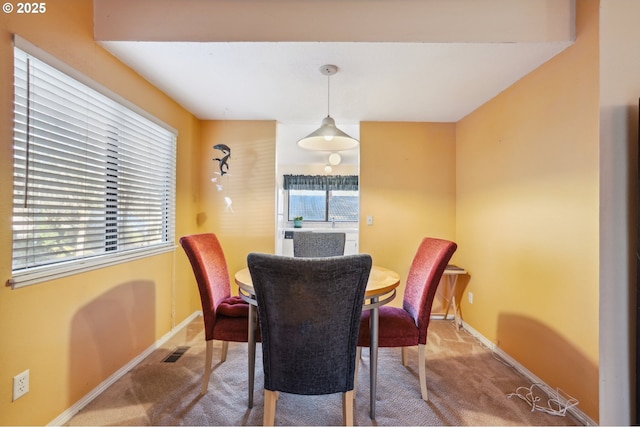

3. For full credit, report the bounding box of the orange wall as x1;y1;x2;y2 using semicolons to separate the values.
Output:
198;121;277;288
456;0;600;420
0;1;201;425
0;0;603;425
359;122;457;308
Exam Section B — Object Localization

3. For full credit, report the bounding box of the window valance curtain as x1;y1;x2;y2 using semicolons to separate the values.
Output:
283;175;358;191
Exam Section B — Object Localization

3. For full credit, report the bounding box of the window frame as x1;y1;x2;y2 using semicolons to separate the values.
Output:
9;36;177;289
283;175;359;223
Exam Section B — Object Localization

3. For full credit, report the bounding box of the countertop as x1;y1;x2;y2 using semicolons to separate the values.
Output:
280;227;359;233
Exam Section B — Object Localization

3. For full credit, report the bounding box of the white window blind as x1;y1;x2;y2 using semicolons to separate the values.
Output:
10;45;177;288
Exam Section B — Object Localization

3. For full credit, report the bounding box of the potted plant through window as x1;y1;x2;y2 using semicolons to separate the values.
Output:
293;216;303;228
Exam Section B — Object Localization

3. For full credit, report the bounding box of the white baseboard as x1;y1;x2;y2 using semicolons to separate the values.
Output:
48;311;202;427
460;320;597;426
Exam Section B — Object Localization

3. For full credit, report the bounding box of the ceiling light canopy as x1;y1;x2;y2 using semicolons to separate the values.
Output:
297;65;359;152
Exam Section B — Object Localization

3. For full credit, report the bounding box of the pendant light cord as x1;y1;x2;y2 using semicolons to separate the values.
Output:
326;73;331;117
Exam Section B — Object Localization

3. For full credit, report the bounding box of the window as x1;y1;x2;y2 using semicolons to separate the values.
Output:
284;175;358;222
10;42;176;288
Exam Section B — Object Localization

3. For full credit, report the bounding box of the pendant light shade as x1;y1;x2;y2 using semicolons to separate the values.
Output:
298;116;359;151
297;65;359;151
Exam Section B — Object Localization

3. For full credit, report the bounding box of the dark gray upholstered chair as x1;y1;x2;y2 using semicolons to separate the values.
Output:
293;231;346;257
247;253;372;426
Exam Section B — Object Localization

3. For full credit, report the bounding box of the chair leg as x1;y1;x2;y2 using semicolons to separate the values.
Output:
263;390;279;426
201;340;214;395
343;390;354;426
418;344;428;401
221;341;229;362
353;347;361;400
401;347;408;366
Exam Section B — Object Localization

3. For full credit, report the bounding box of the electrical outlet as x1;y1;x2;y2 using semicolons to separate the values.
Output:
13;369;29;401
468;292;474;304
366;215;373;225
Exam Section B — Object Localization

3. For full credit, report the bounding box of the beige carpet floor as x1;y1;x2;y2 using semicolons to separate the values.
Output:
65;318;581;426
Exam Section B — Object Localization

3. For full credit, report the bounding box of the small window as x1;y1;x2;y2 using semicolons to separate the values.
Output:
289;189;327;221
328;190;359;222
284;175;358;222
10;43;176;288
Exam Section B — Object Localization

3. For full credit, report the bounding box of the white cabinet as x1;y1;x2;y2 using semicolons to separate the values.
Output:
282;232;294;256
344;233;358;255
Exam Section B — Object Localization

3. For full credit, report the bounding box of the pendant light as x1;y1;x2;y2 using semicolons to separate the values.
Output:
297;64;359;151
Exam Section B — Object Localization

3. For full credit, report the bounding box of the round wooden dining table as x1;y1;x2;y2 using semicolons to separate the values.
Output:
234;265;400;419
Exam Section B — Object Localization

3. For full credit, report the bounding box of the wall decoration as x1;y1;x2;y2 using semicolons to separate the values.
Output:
211;143;234;212
213;143;231;176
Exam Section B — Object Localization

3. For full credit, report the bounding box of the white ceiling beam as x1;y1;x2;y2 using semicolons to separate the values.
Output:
94;0;574;43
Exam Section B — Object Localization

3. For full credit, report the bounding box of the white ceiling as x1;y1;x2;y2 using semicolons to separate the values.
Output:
101;41;570;124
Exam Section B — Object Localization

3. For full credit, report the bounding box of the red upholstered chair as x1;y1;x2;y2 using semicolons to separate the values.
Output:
180;233;254;395
357;237;457;402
